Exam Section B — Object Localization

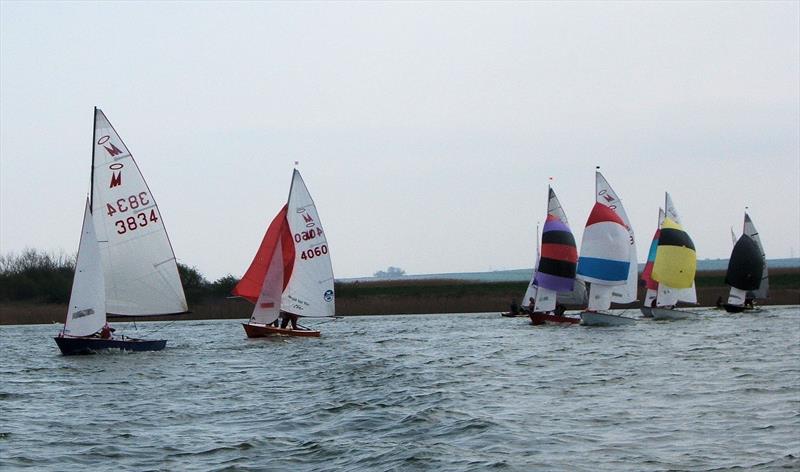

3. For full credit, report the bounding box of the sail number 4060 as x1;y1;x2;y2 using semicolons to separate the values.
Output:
300;245;328;260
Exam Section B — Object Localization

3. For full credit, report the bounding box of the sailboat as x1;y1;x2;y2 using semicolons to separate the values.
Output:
233;169;335;337
724;212;767;313
649;193;699;320
54;108;188;355
528;186;582;325
640;208;664;317
576;170;638;326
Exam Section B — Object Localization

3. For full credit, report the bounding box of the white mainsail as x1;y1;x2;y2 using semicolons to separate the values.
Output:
282;170;335;317
90;109;187;316
743;213;768;299
594;172;638;303
63;199;106;336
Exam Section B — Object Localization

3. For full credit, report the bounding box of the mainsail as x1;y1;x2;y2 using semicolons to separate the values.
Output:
282;170;335;318
63;199;106;336
90;109;188;316
743;213;768;299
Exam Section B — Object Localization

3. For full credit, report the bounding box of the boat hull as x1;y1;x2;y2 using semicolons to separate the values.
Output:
580;311;636;326
242;323;321;338
651;307;699;320
640;307;653;318
529;312;580;325
501;312;528;318
54;336;166;355
723;304;746;313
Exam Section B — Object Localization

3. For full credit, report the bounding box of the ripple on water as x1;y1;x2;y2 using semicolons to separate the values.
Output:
1;308;799;471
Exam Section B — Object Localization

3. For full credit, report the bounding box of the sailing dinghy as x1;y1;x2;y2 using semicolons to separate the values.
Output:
576;170;638;326
233;169;335;337
528;186;582;325
55;108;188;355
649;193;699;320
724;212;767;313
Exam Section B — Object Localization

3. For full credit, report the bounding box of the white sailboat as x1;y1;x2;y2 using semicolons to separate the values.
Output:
649;193;699;320
233;169;335;337
55;108;188;355
576;170;638;326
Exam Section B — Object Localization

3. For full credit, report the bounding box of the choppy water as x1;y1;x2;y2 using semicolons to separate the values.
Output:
2;307;799;471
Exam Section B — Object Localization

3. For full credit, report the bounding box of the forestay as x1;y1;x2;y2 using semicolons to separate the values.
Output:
90;109;188;316
63;199;106;336
282;170;335;317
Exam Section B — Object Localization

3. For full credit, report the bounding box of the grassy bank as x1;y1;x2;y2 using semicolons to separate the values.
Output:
2;269;798;325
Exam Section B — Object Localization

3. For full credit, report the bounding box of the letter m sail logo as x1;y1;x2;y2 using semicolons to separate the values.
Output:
104;142;123;157
110;171;122;188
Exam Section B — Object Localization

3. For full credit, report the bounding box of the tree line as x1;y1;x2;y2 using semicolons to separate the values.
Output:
0;249;239;304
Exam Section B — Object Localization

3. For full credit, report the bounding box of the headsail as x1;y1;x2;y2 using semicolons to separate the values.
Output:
63;198;106;336
233;205;294;324
90;109;188;316
282;170;335;317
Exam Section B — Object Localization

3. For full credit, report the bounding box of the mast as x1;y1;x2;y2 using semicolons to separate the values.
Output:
90;107;97;210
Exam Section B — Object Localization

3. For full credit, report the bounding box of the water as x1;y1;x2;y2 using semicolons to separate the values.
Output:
2;307;799;471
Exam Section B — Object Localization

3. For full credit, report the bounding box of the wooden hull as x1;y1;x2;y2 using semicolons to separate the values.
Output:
650;307;700;320
242;323;320;338
529;312;580;325
580;311;636;326
54;336;166;355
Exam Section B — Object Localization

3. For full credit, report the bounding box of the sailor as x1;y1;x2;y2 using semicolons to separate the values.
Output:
279;311;300;330
510;300;519;316
99;322;115;339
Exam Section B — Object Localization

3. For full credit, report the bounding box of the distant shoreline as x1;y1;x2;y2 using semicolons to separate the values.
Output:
2;269;798;326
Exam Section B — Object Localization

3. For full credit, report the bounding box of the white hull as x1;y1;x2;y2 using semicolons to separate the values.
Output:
651;307;700;320
580;311;636;326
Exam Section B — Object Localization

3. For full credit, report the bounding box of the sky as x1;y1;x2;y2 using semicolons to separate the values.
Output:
1;1;798;280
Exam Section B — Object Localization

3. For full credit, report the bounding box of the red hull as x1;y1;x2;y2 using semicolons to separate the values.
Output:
242;323;320;338
529;312;580;325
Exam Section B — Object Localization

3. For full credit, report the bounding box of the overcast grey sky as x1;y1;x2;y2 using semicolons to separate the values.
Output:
1;1;798;280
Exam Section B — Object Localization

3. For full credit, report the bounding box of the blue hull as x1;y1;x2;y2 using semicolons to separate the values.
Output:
54;336;166;355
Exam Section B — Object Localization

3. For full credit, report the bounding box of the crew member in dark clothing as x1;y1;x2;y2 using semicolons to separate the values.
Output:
510;300;519;316
280;311;299;330
554;304;567;317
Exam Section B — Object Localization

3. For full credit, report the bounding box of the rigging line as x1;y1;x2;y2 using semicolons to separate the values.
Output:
137;319;178;337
